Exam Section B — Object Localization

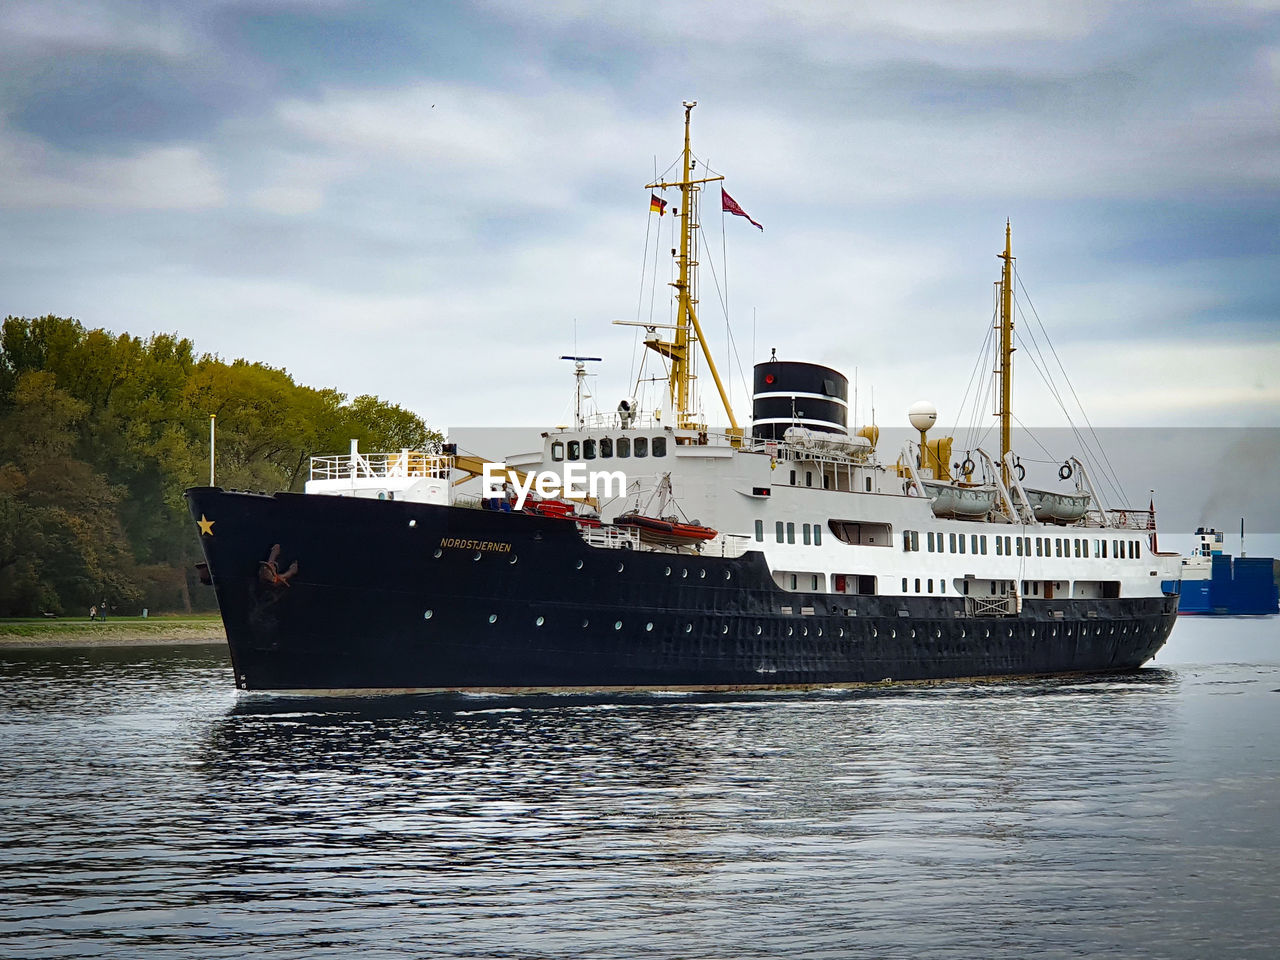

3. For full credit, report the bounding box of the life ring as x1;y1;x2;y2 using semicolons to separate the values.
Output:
1059;462;1073;481
1015;460;1026;482
961;457;975;476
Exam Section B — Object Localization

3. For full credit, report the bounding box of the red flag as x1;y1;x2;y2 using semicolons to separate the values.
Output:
650;193;667;216
721;188;763;231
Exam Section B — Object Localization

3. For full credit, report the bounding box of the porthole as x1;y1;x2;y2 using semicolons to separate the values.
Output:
576;560;584;570
646;622;653;632
787;627;793;636
755;626;763;636
890;629;896;639
801;626;808;637
960;628;966;638
509;555;518;565
909;629;916;638
488;614;498;624
433;548;443;559
699;569;706;579
681;569;688;579
837;627;845;638
582;619;589;628
817;627;823;637
1030;628;1036;637
934;628;941;638
722;624;729;634
423;610;433;620
685;623;693;633
872;627;878;638
473;551;482;561
664;566;672;576
724;570;731;581
615;621;623;631
617;562;625;573
1007;628;1014;637
1110;626;1115;635
408;519;417;528
1051;627;1058;637
984;629;990;638
535;616;545;627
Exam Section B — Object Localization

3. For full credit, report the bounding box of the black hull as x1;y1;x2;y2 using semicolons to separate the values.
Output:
186;488;1178;693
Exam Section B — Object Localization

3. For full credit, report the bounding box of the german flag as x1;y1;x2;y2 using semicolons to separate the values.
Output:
650;193;667;216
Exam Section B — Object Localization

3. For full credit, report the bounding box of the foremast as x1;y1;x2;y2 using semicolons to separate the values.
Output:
642;101;739;433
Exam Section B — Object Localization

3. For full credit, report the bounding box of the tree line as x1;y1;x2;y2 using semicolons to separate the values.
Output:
0;315;441;617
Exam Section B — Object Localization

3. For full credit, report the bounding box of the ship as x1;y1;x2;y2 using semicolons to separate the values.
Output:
187;102;1183;693
1165;525;1279;615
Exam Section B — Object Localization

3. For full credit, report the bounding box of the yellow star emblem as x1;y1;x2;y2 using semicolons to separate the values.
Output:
197;514;215;536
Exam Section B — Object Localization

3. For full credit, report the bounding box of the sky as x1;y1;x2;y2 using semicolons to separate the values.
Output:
1;0;1278;438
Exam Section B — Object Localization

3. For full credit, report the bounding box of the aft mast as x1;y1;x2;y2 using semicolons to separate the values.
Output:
997;220;1015;486
642;101;740;432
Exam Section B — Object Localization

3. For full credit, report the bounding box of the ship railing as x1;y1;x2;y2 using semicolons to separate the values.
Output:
579;525;641;550
310;450;453;482
1104;508;1155;531
965;595;1017;617
701;533;753;559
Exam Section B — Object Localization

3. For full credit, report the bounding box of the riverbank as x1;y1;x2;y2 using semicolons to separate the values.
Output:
0;616;225;648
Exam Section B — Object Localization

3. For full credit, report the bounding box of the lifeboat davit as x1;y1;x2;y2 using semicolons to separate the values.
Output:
613;512;717;548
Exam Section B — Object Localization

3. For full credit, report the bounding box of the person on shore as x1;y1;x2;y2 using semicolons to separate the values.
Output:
100;600;108;621
89;605;97;621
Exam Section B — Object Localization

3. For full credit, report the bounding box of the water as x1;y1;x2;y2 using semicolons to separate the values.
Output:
1;619;1277;959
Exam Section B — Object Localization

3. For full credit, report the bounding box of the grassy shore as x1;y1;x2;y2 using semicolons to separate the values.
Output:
0;614;225;648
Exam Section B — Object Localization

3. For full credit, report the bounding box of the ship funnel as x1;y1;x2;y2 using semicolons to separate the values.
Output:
752;359;848;442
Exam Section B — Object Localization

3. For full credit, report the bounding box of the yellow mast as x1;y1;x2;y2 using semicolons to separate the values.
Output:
997;220;1015;486
643;101;739;431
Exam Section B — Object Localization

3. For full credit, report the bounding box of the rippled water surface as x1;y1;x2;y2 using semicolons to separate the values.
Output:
2;619;1277;959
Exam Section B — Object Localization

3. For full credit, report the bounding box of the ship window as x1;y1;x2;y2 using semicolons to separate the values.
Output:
1023;537;1031;555
776;521;784;543
980;536;988;555
996;536;1003;556
806;471;813;487
599;437;613;458
1016;537;1023;557
634;437;648;457
616;437;630;458
959;535;966;555
1055;539;1063;557
971;535;979;554
652;436;667;457
1083;540;1090;558
583;439;596;460
551;441;565;461
813;524;822;546
567;441;580;460
949;532;957;553
940;580;945;594
791;574;797;590
902;577;908;592
811;575;819;591
927;579;933;593
790;470;797;485
803;523;811;545
928;531;936;552
865;477;872;492
787;522;795;544
915;578;921;593
1074;539;1081;558
1036;538;1043;557
755;519;764;542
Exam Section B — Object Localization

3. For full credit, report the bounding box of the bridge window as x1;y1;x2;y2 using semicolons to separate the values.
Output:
599;437;613;458
551;441;565;462
567;441;580;460
652;436;667;457
616;437;630;458
634;437;648;457
583;439;595;460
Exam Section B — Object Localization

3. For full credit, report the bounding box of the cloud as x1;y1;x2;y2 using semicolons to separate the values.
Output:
0;123;224;208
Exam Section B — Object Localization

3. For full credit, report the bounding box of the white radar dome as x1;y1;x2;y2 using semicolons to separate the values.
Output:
908;400;938;432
